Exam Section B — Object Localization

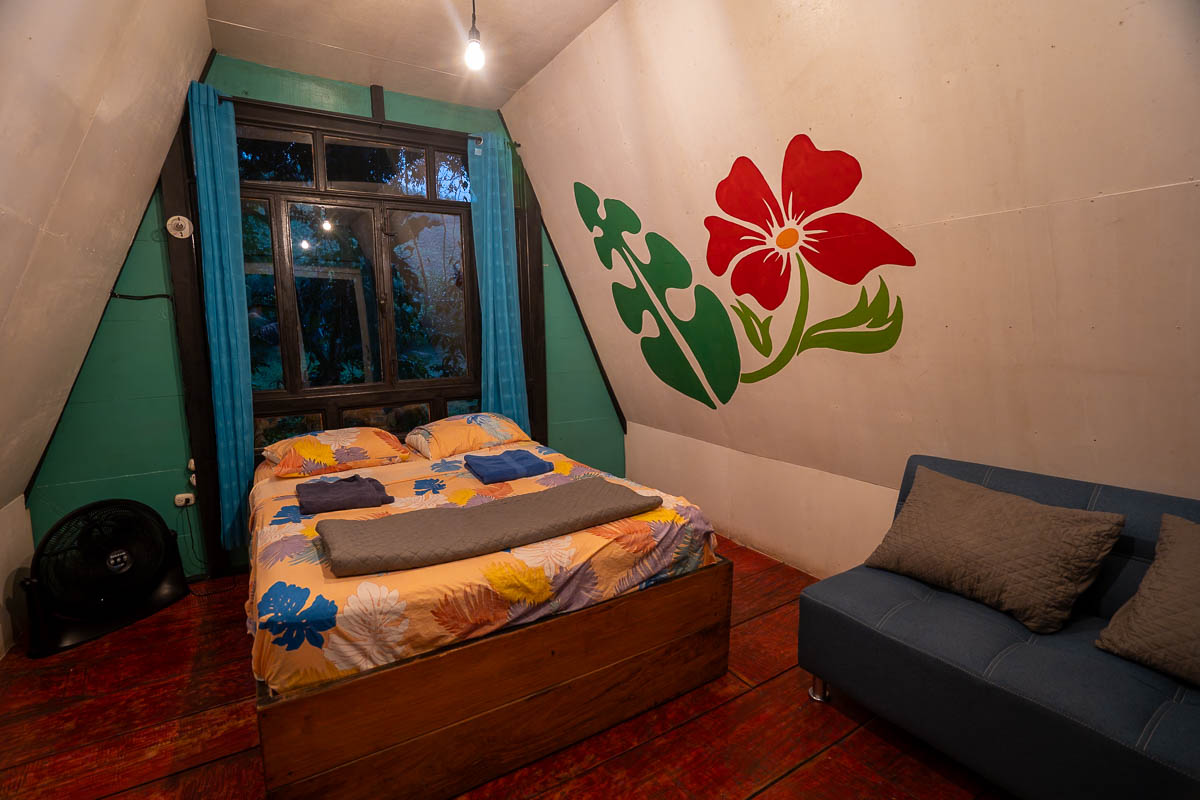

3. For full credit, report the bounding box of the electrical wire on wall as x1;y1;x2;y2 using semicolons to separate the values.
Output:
176;504;237;597
112;287;232;596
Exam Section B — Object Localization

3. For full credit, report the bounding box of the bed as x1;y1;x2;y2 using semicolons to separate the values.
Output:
247;437;732;798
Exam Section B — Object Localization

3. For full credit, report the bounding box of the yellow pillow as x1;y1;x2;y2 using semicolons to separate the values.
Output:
404;413;530;459
264;427;413;477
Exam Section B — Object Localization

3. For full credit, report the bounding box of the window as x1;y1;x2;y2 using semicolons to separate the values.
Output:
232;104;480;444
288;202;381;387
388;210;469;379
237;126;314;185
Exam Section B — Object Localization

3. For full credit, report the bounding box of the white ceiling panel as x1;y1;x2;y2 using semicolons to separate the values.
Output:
206;0;619;108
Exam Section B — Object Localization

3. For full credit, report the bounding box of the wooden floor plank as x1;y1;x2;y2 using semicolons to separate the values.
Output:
729;601;801;686
1;578;251;712
0;700;258;799
535;668;861;800
731;563;816;626
756;748;916;799
722;545;783;578
106;748;266;800
833;718;985;800
460;671;750;799
0;656;255;770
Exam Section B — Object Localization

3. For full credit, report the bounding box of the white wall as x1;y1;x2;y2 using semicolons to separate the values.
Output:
627;424;897;577
0;497;34;656
504;0;1200;573
0;0;211;519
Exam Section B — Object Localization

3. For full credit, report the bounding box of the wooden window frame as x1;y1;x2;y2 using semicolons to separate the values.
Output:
233;100;485;432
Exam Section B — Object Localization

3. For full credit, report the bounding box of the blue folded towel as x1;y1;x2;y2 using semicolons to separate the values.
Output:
464;450;554;484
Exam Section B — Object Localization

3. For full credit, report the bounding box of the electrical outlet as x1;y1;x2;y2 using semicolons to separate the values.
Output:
174;492;196;508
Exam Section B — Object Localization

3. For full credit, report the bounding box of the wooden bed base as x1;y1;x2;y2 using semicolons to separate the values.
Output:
257;557;733;799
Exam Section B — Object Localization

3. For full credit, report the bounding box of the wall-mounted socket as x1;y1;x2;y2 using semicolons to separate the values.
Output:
174;492;196;508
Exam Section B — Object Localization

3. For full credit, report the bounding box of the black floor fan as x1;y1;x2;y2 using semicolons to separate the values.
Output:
22;499;189;657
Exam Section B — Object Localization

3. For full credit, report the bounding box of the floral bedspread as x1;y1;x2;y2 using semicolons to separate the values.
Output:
247;441;718;694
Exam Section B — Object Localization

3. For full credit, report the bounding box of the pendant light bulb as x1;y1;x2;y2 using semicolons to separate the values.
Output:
465;1;485;71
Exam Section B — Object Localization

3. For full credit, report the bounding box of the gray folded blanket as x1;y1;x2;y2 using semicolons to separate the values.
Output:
316;477;663;577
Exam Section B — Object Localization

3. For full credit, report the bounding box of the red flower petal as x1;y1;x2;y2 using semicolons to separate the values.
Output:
715;156;784;232
781;135;863;222
730;248;791;311
800;213;916;285
704;216;765;277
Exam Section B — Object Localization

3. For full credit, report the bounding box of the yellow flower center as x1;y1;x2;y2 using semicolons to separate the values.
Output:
774;227;800;249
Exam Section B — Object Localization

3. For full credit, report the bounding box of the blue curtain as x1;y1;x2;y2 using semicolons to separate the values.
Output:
469;132;530;433
188;81;254;550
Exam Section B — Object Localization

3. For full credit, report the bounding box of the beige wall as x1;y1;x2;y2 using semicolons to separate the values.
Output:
504;0;1200;572
0;0;211;517
627;424;897;578
0;496;34;656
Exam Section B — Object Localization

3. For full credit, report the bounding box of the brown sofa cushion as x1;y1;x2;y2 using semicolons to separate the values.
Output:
1096;514;1200;685
865;466;1125;633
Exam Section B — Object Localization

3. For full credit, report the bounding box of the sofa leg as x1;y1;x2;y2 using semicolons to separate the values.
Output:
809;675;831;703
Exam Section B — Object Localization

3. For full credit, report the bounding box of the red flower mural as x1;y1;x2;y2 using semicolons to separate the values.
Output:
704;134;915;311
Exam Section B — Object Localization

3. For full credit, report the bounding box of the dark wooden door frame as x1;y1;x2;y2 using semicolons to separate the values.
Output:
160;126;230;577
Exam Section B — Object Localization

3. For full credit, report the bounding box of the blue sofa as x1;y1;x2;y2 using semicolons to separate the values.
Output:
796;455;1200;800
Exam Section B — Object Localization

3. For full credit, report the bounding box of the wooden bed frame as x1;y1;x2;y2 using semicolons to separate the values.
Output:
257;557;733;799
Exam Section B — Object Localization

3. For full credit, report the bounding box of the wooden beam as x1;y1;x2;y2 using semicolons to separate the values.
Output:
369;84;385;121
161;126;230;577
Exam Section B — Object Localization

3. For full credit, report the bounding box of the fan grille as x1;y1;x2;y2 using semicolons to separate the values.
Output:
36;501;170;621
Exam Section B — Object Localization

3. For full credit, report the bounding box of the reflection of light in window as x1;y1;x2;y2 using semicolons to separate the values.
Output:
321;220;332;231
300;239;311;250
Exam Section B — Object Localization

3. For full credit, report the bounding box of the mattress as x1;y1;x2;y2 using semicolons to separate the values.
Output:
246;441;718;694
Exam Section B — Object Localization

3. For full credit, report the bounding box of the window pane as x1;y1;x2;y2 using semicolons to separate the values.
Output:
435;151;470;201
388;210;469;380
254;413;323;448
325;139;427;196
342;403;431;435
446;397;481;416
289;204;382;387
237;126;314;185
242;199;284;391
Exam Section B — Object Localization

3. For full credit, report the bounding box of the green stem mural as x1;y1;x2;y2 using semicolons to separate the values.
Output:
741;254;810;384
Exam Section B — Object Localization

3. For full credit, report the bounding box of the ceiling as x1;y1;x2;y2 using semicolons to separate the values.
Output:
206;0;619;109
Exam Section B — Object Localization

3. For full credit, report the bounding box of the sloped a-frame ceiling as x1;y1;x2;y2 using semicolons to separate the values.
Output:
0;0;212;509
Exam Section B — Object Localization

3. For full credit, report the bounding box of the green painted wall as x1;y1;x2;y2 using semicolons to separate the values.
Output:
27;192;207;576
205;57;372;116
543;230;625;476
27;56;623;577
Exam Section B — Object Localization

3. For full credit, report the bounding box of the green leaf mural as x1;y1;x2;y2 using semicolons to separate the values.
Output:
800;278;903;355
729;301;774;357
574;183;741;409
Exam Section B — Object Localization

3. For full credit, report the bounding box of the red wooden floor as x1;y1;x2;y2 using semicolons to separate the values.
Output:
0;538;1013;799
